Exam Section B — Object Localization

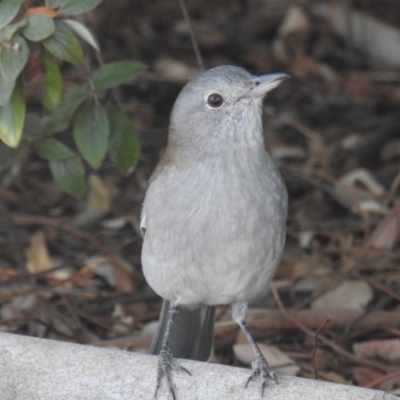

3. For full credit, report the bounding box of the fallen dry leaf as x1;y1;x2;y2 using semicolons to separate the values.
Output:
112;256;136;293
25;230;53;273
352;367;384;387
1;294;39;320
86;174;114;214
290;51;324;78
233;342;300;376
368;203;400;250
91;257;115;287
276;252;323;280
352;367;400;391
353;339;400;362
278;5;311;37
339;168;386;199
337;168;388;214
321;371;348;384
381;139;400;161
112;304;134;335
154;57;198;80
325;3;400;65
311;280;373;311
74;174;115;228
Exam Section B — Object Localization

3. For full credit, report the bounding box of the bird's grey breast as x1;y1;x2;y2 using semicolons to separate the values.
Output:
141;149;287;306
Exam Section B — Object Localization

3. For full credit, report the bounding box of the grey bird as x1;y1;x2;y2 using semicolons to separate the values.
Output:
141;65;288;399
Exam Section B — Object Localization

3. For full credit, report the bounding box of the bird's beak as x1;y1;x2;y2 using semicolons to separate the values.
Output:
247;73;289;98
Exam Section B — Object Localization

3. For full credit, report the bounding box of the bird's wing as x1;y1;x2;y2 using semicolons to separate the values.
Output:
140;163;167;238
139;205;146;238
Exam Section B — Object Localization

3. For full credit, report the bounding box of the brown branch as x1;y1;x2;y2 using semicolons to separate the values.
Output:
5;213;102;249
312;319;331;380
176;0;204;70
269;283;390;374
243;309;400;333
359;275;400;303
282;166;356;212
365;368;400;389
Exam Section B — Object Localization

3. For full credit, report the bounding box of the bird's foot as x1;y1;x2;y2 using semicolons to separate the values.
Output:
155;345;191;400
245;354;278;397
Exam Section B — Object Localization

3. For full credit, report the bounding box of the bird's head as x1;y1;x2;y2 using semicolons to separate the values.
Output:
167;66;288;159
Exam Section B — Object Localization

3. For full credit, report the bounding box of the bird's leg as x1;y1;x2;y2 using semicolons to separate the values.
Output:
238;319;278;397
155;303;191;400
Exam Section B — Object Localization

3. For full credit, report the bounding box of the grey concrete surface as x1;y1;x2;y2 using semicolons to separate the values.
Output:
0;332;397;400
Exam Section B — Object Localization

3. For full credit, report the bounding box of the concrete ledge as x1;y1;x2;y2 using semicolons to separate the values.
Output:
0;332;396;400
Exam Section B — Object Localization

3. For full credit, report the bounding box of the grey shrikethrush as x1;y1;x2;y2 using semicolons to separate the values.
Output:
140;65;289;399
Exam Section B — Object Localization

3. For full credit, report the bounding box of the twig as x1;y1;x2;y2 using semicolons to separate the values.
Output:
357;274;400;303
283;117;322;143
312;319;330;380
365;368;400;389
0;316;76;341
222;309;400;334
384;168;400;206
282;166;356;212
296;361;344;383
177;0;204;71
287;218;373;232
386;327;400;337
6;213;103;249
59;293;93;342
269;283;390;374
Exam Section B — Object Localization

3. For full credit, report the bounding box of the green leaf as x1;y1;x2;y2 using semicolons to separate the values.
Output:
49;155;86;198
45;87;88;133
0;70;15;106
42;20;84;65
43;52;62;110
58;0;102;16
0;20;27;42
73;99;109;169
0;139;26;171
0;79;25;148
22;13;55;42
38;139;87;197
37;138;74;160
0;0;23;30
45;0;66;8
63;19;99;51
108;107;140;174
93;61;145;91
23;114;45;139
0;35;29;82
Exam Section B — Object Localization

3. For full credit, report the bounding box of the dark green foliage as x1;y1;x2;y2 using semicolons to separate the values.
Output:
0;0;144;197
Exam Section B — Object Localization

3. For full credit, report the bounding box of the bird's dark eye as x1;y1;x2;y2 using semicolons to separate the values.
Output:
207;93;224;108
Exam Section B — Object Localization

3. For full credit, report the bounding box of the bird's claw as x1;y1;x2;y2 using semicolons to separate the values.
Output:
155;345;191;400
245;355;278;397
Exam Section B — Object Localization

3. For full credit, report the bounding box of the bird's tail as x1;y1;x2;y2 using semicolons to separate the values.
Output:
150;300;215;361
